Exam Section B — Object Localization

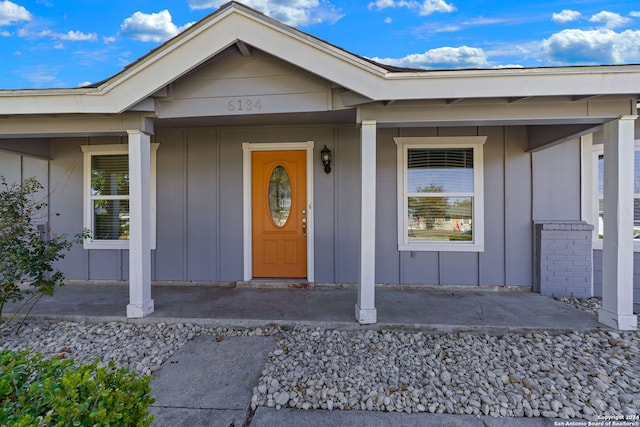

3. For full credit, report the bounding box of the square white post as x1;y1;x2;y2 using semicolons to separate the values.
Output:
356;120;377;324
127;130;154;318
599;116;638;330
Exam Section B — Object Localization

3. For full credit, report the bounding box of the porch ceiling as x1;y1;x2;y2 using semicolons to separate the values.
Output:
0;138;51;159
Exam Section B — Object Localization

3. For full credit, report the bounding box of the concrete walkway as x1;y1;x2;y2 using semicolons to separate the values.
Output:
2;283;626;427
149;334;560;427
150;335;274;427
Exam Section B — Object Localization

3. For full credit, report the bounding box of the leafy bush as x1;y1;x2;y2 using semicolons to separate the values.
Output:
0;349;154;426
0;176;85;319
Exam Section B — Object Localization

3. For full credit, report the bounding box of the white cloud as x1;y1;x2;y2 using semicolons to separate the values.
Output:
368;0;455;16
630;11;640;18
0;0;31;26
463;17;506;26
493;64;524;69
540;28;640;65
120;10;192;42
58;30;97;41
188;0;343;27
17;27;97;41
551;9;581;24
0;29;9;36
418;0;455;16
103;36;116;44
369;0;394;8
371;46;488;69
411;16;510;39
384;16;392;24
432;24;460;33
589;11;631;29
18;64;59;86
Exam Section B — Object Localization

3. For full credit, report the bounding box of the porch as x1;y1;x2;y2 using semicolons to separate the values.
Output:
2;283;625;333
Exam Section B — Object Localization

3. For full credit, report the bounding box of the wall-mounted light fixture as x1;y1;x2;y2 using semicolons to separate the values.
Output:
321;145;332;174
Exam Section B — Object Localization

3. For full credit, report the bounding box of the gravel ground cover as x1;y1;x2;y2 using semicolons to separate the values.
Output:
0;321;276;375
1;297;638;421
253;328;639;420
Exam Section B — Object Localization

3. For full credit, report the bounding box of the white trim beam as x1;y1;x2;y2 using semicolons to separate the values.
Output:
508;96;532;103
0;113;154;137
236;41;252;57
126;130;154;318
356;120;377;324
359;97;635;126
572;94;598;102
599;116;638;330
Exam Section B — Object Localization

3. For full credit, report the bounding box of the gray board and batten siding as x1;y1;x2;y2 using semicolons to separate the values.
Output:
40;124;532;287
3;129;639;301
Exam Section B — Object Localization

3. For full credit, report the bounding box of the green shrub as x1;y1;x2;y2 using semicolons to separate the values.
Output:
0;349;154;426
0;177;87;319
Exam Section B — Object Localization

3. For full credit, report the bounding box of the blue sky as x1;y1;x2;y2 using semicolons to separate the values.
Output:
1;0;639;89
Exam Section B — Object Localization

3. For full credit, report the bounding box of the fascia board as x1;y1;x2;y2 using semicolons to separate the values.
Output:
374;67;640;100
0;88;97;115
358;96;635;125
93;17;241;112
102;8;386;107
0;112;153;137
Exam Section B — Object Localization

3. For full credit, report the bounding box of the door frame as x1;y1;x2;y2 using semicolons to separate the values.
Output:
242;141;315;281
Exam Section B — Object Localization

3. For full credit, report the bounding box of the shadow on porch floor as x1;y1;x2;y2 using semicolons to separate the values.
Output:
2;283;622;333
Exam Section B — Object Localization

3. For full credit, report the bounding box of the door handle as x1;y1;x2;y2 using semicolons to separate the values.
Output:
302;217;307;237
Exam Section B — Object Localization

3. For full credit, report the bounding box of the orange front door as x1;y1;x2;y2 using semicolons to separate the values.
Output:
252;150;307;278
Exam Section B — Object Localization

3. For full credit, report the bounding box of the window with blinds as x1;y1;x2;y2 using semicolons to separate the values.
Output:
91;154;130;241
82;143;159;250
407;148;474;242
394;136;485;252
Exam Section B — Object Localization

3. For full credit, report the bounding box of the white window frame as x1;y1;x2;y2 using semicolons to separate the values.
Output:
583;137;640;251
81;144;159;250
394;136;486;252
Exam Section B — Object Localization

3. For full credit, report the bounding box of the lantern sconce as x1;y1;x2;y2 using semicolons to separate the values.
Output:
321;145;332;174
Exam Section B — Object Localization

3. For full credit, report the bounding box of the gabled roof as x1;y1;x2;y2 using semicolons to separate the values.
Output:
1;1;640;116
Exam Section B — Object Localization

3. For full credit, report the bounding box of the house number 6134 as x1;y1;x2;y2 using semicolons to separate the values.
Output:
227;99;263;112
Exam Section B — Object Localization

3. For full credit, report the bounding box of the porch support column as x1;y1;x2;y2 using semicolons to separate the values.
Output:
599;116;638;330
356;120;377;324
126;129;154;318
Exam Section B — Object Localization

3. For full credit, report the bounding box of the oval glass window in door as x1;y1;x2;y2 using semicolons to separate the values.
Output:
268;165;292;227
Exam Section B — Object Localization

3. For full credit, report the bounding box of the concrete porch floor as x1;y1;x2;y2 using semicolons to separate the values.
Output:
2;283;625;332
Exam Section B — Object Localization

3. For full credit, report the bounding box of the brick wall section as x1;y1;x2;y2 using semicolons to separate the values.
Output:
534;222;594;298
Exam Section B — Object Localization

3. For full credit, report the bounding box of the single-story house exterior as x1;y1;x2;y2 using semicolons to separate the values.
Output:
0;2;638;330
